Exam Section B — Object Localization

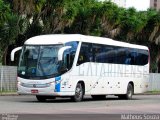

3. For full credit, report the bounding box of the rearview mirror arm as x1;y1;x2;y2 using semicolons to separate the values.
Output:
11;47;22;61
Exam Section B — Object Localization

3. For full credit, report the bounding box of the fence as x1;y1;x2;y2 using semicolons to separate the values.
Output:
0;66;160;93
148;73;160;91
0;66;17;93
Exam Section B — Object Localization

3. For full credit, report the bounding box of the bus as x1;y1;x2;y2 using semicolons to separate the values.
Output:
11;34;150;102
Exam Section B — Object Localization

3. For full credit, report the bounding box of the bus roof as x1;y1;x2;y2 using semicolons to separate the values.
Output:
24;34;148;50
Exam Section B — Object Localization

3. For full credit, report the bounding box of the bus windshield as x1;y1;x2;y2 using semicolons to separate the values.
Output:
18;45;63;79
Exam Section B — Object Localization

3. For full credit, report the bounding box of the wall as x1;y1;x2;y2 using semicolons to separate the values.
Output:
150;0;160;11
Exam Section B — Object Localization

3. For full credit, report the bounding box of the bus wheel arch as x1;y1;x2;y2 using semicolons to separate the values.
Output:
118;82;134;100
71;81;85;102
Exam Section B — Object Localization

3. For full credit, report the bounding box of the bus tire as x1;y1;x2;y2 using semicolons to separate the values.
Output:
36;95;47;102
71;83;84;102
91;95;106;100
118;83;133;100
126;83;133;99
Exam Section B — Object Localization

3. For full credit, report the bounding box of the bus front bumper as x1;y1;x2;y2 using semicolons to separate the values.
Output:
17;83;74;96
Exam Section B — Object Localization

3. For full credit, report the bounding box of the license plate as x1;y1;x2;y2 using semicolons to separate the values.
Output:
31;90;38;94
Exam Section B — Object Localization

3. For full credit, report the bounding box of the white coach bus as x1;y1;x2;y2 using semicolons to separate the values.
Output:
11;34;149;102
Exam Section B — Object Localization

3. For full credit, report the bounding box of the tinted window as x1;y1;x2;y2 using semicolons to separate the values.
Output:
115;47;129;64
77;43;93;65
135;49;149;65
64;41;79;69
93;44;116;63
77;42;149;66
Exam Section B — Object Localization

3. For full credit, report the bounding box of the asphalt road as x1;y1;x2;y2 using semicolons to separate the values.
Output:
0;95;160;120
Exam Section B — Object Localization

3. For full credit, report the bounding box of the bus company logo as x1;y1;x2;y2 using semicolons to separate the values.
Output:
77;63;149;78
33;84;36;88
29;81;40;84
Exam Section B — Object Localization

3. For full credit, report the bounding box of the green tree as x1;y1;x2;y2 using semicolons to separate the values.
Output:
0;0;160;72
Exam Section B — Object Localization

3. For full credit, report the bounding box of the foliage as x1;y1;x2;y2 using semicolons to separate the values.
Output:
0;0;160;72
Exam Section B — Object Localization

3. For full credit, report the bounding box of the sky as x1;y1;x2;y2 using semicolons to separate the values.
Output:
126;0;150;11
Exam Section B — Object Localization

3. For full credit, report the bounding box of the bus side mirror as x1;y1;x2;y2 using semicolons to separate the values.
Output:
58;46;72;61
11;47;22;61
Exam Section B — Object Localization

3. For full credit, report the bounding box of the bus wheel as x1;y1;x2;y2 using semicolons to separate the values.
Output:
118;83;133;100
71;83;84;102
36;95;46;102
91;95;106;100
126;83;133;99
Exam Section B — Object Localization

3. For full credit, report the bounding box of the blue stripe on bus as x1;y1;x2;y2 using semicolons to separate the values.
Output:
55;76;61;92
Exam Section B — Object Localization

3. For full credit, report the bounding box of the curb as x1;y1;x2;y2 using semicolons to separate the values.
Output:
136;93;160;95
0;93;160;96
0;93;18;96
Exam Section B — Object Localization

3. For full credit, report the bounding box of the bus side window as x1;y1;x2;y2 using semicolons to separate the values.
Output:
64;41;78;69
77;53;85;65
77;43;92;66
135;49;148;65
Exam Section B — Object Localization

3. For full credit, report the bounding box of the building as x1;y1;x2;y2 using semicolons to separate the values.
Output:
111;0;126;7
150;0;160;11
98;0;126;8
